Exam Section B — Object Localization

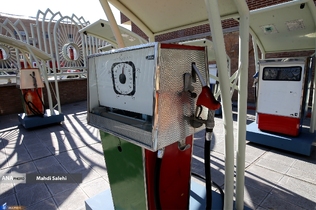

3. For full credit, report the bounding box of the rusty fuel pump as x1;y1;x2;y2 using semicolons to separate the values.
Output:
17;67;45;117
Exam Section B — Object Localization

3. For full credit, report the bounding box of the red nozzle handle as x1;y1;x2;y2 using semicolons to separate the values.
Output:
196;86;221;110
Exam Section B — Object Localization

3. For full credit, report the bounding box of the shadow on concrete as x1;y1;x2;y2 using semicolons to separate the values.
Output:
0;101;109;210
1;101;316;209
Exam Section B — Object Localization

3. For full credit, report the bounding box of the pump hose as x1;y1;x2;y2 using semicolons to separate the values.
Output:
35;88;45;109
201;127;224;210
24;72;45;116
191;172;224;209
23;92;43;116
204;136;212;209
154;157;162;210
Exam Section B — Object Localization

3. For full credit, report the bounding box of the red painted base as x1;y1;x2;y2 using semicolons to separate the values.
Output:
145;136;193;210
21;89;44;116
258;113;300;136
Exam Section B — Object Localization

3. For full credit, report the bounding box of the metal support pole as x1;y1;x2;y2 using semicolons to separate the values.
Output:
252;36;260;123
25;45;54;114
106;0;155;42
249;28;265;59
307;0;316;132
204;1;235;209
99;0;125;48
310;53;316;132
51;58;61;112
47;15;62;113
252;37;259;73
261;52;266;60
41;62;55;114
233;0;250;209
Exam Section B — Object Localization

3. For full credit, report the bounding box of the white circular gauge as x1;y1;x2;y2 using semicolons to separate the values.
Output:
111;61;136;96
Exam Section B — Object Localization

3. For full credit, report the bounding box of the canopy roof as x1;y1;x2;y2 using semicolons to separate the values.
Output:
79;19;147;49
107;0;315;54
79;20;221;61
108;0;239;36
249;0;316;53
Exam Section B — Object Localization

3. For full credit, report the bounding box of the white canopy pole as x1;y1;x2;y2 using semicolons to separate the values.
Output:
51;58;61;112
107;0;155;42
26;45;54;114
99;0;125;48
252;37;259;73
310;58;316;132
307;0;316;132
204;0;235;209
233;0;250;209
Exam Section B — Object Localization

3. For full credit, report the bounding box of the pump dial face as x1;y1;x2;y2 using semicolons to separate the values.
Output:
111;61;136;96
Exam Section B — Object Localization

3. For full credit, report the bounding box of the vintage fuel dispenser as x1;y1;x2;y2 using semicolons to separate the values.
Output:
256;58;307;136
88;42;220;209
17;68;45;116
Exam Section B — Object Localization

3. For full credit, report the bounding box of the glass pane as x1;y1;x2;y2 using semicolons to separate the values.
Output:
262;66;302;81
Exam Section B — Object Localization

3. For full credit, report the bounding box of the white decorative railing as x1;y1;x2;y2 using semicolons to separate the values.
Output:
0;9;108;85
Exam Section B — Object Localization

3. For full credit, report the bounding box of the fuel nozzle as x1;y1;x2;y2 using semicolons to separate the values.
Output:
205;110;215;141
192;63;220;111
30;71;38;89
197;86;221;110
188;64;220;128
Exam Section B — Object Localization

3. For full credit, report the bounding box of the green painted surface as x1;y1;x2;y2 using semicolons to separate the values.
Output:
100;131;147;210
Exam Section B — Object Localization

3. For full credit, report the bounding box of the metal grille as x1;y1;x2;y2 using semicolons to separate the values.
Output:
155;48;208;149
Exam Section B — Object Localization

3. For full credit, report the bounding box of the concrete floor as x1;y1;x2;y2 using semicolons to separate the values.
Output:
0;100;316;210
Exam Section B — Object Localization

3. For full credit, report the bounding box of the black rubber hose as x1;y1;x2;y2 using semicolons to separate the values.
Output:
35;88;45;110
204;138;212;210
191;172;224;209
23;92;42;116
211;180;224;204
154;157;162;210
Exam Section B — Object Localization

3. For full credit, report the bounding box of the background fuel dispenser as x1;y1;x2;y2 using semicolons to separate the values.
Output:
16;68;45;117
256;58;307;136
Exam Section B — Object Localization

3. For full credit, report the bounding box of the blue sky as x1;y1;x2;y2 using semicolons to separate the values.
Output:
1;0;121;24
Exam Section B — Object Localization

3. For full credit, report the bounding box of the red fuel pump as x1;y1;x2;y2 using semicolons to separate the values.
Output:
18;68;45;116
0;48;3;60
69;47;74;60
